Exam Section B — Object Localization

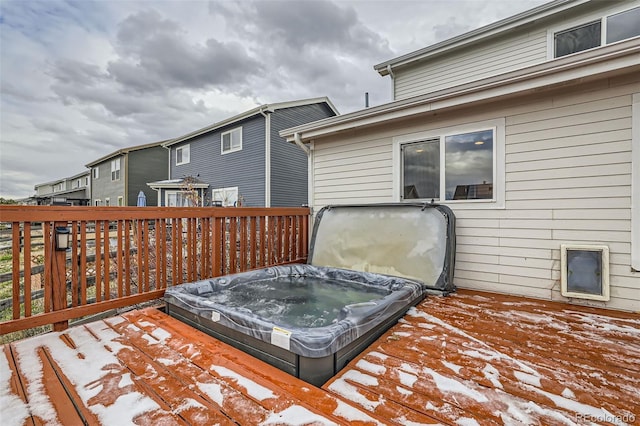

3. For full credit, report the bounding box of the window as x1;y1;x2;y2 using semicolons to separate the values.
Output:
94;199;101;206
111;159;121;181
92;168;99;179
554;21;601;57
552;6;640;58
105;198;110;206
165;191;197;207
176;144;190;165
401;129;494;202
57;183;64;192
85;177;89;186
117;196;124;206
221;127;242;154
607;7;640;43
212;186;239;207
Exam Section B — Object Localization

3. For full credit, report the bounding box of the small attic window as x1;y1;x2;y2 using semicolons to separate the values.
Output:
554;21;601;58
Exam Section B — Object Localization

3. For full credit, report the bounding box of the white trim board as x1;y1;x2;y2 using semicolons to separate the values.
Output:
632;93;640;271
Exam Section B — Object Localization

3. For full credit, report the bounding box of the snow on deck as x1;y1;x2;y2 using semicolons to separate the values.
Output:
324;290;640;425
1;290;639;425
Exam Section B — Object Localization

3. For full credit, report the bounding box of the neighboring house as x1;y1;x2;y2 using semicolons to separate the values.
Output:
281;0;640;311
149;98;338;207
86;141;169;207
33;170;91;206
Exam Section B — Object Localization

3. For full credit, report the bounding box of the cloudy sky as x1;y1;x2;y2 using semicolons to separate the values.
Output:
0;0;547;200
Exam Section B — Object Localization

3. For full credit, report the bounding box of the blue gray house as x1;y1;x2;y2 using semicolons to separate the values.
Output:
148;98;338;207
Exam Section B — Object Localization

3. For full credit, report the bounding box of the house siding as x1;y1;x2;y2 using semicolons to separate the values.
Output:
311;72;639;311
171;116;266;206
393;1;636;100
127;147;167;206
270;103;337;207
91;159;125;206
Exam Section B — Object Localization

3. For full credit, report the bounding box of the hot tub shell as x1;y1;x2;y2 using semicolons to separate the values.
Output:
165;203;456;386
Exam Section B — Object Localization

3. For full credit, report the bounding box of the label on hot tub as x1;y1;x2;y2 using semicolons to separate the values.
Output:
271;326;292;350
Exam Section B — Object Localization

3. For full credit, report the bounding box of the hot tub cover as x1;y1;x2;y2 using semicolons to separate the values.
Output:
309;203;456;293
163;264;423;357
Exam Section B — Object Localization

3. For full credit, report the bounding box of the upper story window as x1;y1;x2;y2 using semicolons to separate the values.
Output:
85;177;89;186
553;6;640;58
57;183;64;192
176;144;190;165
118;196;124;206
221;127;242;154
111;158;121;181
92;168;99;179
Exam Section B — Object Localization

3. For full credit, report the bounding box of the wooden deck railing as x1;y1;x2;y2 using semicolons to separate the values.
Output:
0;206;310;336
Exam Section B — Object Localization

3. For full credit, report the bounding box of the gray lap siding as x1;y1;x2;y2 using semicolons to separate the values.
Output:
171;116;266;207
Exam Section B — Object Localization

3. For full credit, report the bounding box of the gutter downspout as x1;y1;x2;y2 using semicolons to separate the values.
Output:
387;64;395;100
259;107;271;207
294;132;314;220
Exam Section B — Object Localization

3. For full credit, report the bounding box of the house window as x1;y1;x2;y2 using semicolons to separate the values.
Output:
111;159;121;181
401;129;494;202
117;196;124;206
165;191;198;207
221;127;242;154
554;21;601;57
85;177;89;186
212;186;239;207
553;6;640;58
92;168;99;179
105;198;110;206
176;144;190;165
94;199;101;206
607;6;640;43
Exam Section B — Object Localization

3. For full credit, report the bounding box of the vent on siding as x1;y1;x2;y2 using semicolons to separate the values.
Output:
561;244;610;301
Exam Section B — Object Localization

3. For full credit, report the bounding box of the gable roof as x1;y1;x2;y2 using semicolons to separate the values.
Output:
85;140;169;167
282;38;639;142
374;0;590;76
163;97;338;148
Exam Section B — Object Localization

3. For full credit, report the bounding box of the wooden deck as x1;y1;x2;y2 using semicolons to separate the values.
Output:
2;290;639;425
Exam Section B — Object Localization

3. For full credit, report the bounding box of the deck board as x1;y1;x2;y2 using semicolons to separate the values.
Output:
2;290;639;425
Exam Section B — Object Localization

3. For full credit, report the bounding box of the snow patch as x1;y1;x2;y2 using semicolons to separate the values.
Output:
456;417;480;426
481;364;503;389
260;405;336;425
368;351;388;361
561;388;576;399
398;370;418;388
197;382;224;406
514;371;541;388
327;379;382;411
424;368;488;403
0;350;31;426
341;369;379;387
442;361;462;374
210;366;275;401
356;359;386;375
396;385;413;396
332;400;382;424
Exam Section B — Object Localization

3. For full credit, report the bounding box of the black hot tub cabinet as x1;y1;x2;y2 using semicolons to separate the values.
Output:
164;203;456;386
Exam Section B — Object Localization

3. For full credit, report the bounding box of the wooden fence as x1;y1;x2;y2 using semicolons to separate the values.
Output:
0;206;309;335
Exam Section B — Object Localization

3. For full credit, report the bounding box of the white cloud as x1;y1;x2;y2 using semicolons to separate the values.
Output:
0;0;547;199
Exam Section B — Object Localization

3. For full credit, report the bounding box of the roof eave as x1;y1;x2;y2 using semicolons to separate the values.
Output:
374;0;588;76
285;40;640;142
164;97;338;148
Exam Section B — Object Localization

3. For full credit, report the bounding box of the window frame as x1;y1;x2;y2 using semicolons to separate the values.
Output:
94;199;101;206
117;196;124;206
393;118;505;210
105;198;110;207
211;186;239;207
547;4;640;59
221;127;243;154
632;93;640;271
111;158;121;181
92;168;99;179
176;144;190;165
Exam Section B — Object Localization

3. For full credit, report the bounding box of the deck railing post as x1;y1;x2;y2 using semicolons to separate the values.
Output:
52;221;69;331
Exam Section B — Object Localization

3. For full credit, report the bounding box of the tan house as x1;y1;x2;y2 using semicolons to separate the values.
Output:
282;0;640;311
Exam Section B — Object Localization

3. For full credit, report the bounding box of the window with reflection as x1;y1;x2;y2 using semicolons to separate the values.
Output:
445;130;493;200
401;129;494;202
554;21;601;57
606;6;640;43
402;139;439;200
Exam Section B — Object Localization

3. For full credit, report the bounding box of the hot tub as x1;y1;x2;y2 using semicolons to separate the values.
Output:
165;203;456;386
